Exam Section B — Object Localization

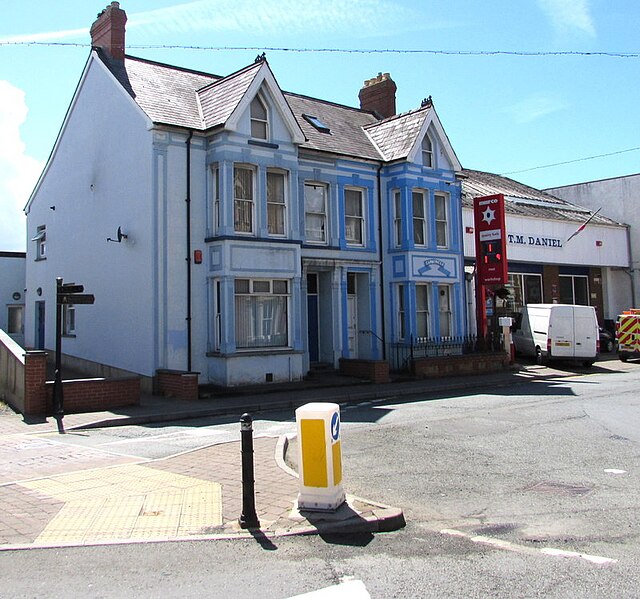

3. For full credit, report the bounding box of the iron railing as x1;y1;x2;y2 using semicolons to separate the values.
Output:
388;333;503;372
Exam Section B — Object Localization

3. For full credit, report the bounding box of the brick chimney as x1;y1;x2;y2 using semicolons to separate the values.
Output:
358;73;397;119
90;2;127;61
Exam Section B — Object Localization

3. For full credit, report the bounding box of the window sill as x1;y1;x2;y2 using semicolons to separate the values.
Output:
248;139;279;149
35;257;47;262
62;334;76;338
207;348;303;358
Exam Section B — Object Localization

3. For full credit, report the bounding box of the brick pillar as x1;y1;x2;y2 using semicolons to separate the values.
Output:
543;265;560;303
23;351;48;416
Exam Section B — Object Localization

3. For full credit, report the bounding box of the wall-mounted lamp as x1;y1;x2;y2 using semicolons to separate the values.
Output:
107;226;128;243
595;240;603;247
49;206;56;211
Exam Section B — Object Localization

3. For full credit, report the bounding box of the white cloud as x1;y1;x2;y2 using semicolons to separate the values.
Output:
537;0;596;36
0;27;86;44
506;92;570;124
128;0;439;38
0;81;43;252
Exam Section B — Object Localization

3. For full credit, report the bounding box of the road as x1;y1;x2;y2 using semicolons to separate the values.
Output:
2;361;639;598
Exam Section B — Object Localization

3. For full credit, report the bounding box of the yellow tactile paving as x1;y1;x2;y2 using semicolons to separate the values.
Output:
19;464;222;545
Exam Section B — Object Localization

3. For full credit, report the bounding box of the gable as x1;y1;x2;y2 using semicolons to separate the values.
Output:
224;63;305;144
407;110;462;172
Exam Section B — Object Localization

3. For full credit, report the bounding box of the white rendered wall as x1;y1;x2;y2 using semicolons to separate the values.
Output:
546;175;639;305
0;254;26;345
25;57;156;375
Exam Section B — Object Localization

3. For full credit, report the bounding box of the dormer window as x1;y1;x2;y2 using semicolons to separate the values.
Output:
422;134;434;168
250;96;268;140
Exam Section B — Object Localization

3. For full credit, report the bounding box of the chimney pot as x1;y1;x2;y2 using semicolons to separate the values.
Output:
358;72;397;119
90;2;127;61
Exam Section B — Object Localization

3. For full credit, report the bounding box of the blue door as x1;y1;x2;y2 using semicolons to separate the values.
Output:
35;301;45;350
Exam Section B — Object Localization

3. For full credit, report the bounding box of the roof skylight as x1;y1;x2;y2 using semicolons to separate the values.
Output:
303;114;330;133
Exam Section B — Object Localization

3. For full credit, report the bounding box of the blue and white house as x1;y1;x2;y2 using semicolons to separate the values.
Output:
24;3;466;390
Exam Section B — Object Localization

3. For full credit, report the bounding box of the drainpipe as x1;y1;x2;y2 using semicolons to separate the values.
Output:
377;163;387;359
186;131;193;372
626;224;637;308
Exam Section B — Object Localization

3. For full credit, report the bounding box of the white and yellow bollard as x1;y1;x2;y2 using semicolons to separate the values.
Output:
295;402;345;511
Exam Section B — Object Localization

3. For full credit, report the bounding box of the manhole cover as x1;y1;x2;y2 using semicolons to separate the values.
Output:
526;481;592;496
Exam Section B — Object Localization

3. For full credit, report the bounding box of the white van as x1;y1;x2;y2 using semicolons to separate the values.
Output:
512;304;598;367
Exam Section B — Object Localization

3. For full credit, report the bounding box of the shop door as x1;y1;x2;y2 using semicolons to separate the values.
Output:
307;274;319;362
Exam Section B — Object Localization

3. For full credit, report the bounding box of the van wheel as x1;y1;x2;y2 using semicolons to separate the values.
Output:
535;347;544;365
619;352;629;362
605;339;614;353
582;360;594;368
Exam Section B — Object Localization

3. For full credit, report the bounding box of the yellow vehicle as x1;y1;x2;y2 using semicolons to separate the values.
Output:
616;309;640;362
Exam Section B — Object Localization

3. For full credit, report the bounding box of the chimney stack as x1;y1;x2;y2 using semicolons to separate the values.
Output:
90;2;127;61
358;73;397;119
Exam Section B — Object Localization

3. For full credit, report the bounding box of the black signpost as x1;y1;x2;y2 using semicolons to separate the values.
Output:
53;277;95;418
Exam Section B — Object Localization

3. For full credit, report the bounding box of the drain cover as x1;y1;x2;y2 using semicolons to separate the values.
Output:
526;481;592;496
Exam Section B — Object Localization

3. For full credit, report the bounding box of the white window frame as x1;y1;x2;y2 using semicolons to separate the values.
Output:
344;187;365;247
397;284;406;341
438;285;452;337
434;192;449;248
234;278;290;349
393;190;402;247
233;164;255;234
250;95;269;140
416;283;431;340
422;134;434;168
304;183;328;244
412;189;427;246
32;225;46;260
267;169;287;237
211;164;220;234
63;304;76;336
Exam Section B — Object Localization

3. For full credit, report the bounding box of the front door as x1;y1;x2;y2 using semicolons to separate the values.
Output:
35;301;45;350
347;295;358;356
306;274;319;362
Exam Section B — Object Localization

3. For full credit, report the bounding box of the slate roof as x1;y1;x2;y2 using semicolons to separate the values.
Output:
364;107;430;162
99;52;436;162
462;169;622;226
198;61;263;130
284;93;382;160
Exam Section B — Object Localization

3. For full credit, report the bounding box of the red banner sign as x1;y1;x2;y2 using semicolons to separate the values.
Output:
474;194;508;286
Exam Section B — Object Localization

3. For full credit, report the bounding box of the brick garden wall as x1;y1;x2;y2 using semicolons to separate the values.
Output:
45;377;140;414
339;359;391;384
155;370;199;401
411;352;510;378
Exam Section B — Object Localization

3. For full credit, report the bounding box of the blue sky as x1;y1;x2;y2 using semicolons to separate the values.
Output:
1;0;639;251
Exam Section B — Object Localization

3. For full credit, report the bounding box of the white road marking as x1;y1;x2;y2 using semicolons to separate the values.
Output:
287;579;370;598
441;529;617;565
604;468;627;474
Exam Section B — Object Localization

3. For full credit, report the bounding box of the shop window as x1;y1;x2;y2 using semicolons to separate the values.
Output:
560;275;589;305
416;283;431;339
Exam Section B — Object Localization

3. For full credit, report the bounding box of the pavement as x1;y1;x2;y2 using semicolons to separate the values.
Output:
0;354;628;551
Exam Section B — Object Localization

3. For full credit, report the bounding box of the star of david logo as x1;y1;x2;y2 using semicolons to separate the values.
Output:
482;207;496;225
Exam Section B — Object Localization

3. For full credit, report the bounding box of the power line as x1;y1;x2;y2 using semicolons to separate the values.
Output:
1;40;639;58
501;147;640;175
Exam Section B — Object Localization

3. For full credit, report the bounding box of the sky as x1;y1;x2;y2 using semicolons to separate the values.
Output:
1;0;639;251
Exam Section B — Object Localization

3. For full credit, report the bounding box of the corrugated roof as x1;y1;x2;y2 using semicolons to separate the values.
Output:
364;106;429;161
462;169;622;226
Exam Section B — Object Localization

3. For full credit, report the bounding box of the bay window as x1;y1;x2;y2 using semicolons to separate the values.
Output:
435;193;448;248
267;170;286;236
413;190;426;246
235;279;289;348
234;165;254;233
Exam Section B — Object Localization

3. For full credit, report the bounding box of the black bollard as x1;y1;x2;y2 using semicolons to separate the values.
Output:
239;413;260;529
